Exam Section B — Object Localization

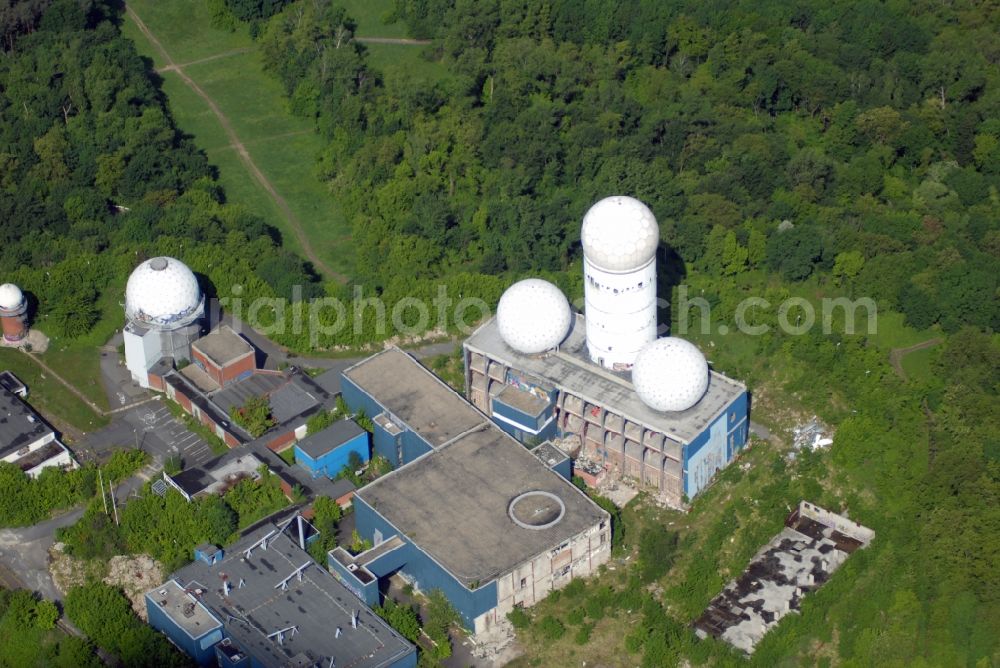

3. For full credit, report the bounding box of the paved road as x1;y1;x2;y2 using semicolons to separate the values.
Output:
0;508;84;601
77;398;215;470
209;299;460;372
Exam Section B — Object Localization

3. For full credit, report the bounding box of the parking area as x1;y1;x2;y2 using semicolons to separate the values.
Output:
133;403;215;467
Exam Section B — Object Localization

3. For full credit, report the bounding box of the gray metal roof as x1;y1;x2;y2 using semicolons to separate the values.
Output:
211;373;320;425
0;387;54;458
295;419;366;460
161;524;414;668
357;424;607;587
465;315;746;444
344;349;484;448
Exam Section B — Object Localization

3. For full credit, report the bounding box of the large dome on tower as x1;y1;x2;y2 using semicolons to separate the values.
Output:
496;279;572;354
581;196;659;272
632;337;709;412
125;257;202;327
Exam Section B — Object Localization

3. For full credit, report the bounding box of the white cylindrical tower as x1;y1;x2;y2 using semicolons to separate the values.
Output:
581;196;659;370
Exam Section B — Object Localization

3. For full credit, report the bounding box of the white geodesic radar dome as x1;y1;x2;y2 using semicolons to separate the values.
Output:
0;283;24;310
125;256;202;328
632;337;709;412
581;196;659;272
496;279;572;354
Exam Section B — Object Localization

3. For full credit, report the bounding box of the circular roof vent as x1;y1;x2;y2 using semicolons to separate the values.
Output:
508;491;566;530
632;337;709;412
581;196;659;272
496;279;572;354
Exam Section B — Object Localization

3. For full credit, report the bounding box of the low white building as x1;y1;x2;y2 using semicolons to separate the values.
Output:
0;379;75;477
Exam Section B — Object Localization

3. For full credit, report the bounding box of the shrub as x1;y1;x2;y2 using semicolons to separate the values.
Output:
574;623;594;645
506;607;531;630
537;615;565;641
637;528;680;583
64;582;188;667
229;396;276;437
374;599;420;643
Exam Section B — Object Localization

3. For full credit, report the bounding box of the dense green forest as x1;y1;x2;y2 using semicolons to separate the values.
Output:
254;0;997;339
1;0;998;665
0;0;319;341
246;0;999;665
0;587;99;668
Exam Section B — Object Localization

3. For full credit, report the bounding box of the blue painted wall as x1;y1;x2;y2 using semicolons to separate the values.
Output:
400;430;433;465
491;397;553;432
354;496;498;629
328;552;381;607
490;399;557;443
342;374;433;468
194;546;223;565
295;430;369;478
373;418;401;465
683;390;749;498
551;456;572;481
215;643;251;667
145;591;220;666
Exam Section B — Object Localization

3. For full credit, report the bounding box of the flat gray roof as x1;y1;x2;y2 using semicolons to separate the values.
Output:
532;441;569;468
146;579;221;640
357;425;607;586
0;387;54;458
465;315;746;444
192;325;254;367
495;385;548;417
165;523;413;668
295;419;366;459
344;349;485;448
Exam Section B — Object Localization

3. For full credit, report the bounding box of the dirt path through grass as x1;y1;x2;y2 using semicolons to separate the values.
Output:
125;3;346;282
355;37;431;44
889;338;942;380
156;47;253;73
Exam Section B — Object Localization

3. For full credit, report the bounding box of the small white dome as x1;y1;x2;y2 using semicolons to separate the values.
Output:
125;257;202;327
0;283;24;310
496;279;572;354
581;196;659;272
632;337;709;412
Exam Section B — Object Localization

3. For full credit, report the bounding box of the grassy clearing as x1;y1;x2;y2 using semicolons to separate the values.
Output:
120;0;251;66
364;43;450;83
122;0;352;277
37;289;123;413
863;310;937;351
339;0;408;38
277;447;296;466
155;71;231;152
900;344;938;383
0;348;107;435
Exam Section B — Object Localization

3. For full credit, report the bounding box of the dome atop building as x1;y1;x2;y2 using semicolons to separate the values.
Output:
496;279;572;354
632;337;709;412
581;196;659;272
0;284;24;311
125;257;202;327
